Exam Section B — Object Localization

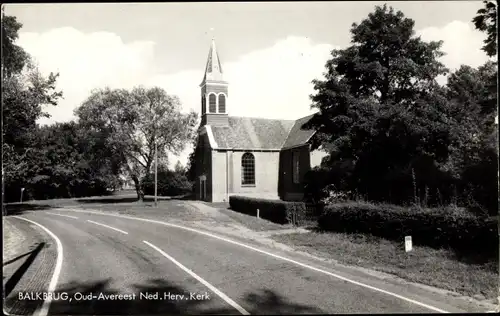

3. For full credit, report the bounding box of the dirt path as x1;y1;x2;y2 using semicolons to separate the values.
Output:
180;201;235;222
180;201;311;252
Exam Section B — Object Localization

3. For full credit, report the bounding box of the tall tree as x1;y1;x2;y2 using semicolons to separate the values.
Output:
473;1;497;57
304;4;454;204
445;61;498;214
1;8;29;78
43;122;122;196
75;86;198;201
1;12;62;202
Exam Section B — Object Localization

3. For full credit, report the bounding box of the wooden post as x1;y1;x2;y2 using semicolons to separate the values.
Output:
257;209;260;218
405;236;413;252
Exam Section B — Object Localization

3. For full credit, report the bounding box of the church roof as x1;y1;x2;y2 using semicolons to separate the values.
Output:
210;114;316;150
281;113;316;149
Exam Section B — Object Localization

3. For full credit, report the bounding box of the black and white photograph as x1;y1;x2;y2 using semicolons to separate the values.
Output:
2;1;499;315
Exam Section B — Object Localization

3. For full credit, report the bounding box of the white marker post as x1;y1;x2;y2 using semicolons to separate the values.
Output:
405;236;413;252
256;209;260;219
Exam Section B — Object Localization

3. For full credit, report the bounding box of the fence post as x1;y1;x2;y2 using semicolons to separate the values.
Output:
257;209;260;219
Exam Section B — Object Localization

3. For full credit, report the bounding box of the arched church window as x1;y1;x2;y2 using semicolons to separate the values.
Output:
209;94;217;113
218;94;226;113
241;152;255;186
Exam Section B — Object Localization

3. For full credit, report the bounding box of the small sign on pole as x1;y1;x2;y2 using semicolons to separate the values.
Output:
405;236;413;252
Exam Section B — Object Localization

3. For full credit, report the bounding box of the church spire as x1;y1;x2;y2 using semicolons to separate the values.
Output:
199;38;229;127
201;38;224;84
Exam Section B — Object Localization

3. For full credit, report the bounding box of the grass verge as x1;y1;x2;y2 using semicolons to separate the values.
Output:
199;201;293;232
216;207;293;231
271;230;498;301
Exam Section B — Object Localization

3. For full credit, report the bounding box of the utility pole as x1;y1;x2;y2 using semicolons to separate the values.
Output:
154;135;158;208
1;167;5;216
154;111;158;208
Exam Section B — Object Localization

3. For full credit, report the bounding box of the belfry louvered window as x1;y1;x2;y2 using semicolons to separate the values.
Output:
209;94;216;113
218;94;226;113
241;152;255;186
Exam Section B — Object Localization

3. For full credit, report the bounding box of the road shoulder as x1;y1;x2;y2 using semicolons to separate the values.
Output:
3;216;59;315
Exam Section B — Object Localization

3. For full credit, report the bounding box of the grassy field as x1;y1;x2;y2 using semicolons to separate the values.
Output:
272;229;498;301
4;192;200;221
199;201;293;231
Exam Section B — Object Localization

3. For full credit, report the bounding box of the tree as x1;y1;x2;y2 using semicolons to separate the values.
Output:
304;4;455;204
445;62;498;215
75;86;198;201
2;121;123;202
185;136;199;183
174;160;185;174
1;12;62;202
473;1;497;57
1;8;29;78
142;168;193;197
446;62;497;135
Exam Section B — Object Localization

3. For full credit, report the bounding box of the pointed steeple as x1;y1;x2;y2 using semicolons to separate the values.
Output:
201;39;225;84
199;38;229;127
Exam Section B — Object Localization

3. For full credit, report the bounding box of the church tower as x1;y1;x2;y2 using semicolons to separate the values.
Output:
200;39;229;127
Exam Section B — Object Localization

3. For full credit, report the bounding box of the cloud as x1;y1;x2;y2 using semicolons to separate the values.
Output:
417;20;490;84
18;27;156;125
225;36;335;119
147;36;335;119
17;21;489;167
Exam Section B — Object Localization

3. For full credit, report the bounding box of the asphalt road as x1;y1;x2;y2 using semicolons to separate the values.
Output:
3;209;491;315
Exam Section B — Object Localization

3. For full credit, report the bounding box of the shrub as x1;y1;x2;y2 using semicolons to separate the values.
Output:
318;201;498;257
142;170;193;197
320;184;352;204
229;196;306;226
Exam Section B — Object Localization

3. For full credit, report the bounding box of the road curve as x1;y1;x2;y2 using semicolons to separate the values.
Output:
5;209;486;315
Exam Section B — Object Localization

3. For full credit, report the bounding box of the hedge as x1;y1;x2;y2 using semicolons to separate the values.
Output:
318;202;498;257
229;196;306;225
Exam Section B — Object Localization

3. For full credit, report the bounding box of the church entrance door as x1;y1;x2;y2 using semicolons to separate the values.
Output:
200;179;206;201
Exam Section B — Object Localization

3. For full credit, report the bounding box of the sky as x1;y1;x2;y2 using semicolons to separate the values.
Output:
4;1;492;167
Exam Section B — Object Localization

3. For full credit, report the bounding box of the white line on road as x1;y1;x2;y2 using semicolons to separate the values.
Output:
86;220;128;235
46;212;79;219
12;216;64;316
143;240;250;315
57;208;449;313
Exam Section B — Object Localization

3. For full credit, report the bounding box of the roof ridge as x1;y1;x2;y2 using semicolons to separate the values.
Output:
230;115;295;122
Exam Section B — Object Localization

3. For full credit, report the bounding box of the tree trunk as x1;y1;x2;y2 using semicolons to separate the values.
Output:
132;176;144;202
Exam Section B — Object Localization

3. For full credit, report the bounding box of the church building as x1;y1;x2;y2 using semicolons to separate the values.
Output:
193;39;327;202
